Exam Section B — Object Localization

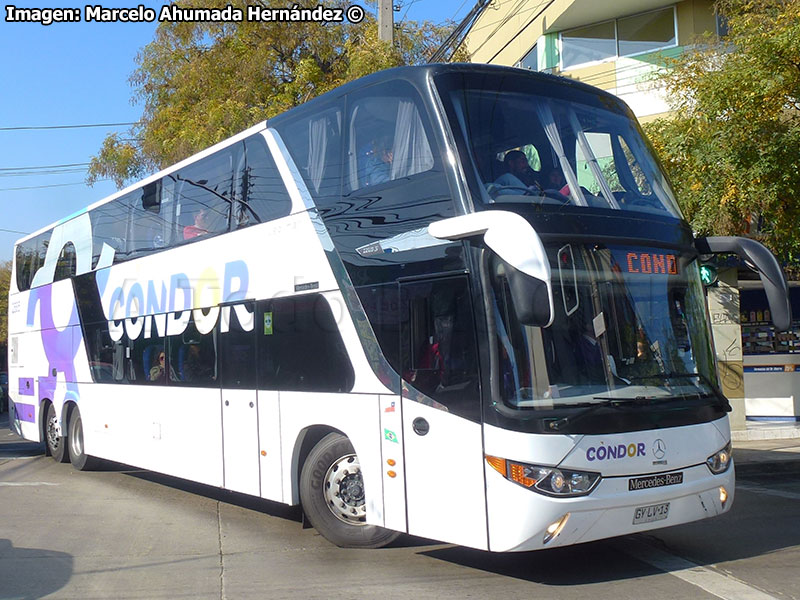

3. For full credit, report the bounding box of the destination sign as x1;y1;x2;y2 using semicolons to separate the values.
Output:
625;252;678;275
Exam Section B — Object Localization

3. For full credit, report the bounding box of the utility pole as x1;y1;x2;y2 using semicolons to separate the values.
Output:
378;0;394;44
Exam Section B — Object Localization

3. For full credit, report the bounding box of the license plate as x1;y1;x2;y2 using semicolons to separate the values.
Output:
633;502;670;525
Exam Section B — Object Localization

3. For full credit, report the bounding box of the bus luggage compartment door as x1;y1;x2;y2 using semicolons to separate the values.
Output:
221;388;261;496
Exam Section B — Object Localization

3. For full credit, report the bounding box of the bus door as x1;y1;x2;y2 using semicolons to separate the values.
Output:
399;276;488;550
219;301;261;496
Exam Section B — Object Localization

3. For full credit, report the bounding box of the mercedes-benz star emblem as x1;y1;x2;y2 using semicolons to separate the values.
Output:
653;439;667;460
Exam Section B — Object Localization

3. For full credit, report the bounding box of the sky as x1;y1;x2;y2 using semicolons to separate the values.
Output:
0;0;473;262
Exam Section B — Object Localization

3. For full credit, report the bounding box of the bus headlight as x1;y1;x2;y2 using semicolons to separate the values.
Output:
706;442;732;474
486;456;601;497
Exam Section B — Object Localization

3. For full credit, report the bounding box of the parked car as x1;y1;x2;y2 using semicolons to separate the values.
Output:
0;371;7;413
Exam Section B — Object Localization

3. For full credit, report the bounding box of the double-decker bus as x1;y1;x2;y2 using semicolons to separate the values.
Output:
7;64;791;551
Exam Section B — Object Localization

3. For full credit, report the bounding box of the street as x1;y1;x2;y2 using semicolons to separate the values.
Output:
1;412;799;600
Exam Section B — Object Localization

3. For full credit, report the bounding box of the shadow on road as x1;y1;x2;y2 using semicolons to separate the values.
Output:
0;539;73;600
124;469;305;523
418;539;661;585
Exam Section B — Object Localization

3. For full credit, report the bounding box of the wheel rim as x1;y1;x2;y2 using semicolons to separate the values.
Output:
323;453;367;525
70;416;83;458
46;411;61;452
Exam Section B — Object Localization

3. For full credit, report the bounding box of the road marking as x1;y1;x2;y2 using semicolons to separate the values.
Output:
737;482;800;500
614;537;776;600
0;482;60;487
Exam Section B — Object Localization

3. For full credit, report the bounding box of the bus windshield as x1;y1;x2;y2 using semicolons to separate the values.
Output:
490;244;718;410
446;78;681;217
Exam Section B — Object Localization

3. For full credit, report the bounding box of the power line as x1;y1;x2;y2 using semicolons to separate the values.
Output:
0;122;139;132
485;0;556;64
0;227;30;235
0;179;111;192
0;162;91;172
430;0;493;62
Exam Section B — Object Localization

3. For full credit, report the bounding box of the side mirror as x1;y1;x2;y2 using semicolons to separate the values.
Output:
428;211;554;327
695;236;792;331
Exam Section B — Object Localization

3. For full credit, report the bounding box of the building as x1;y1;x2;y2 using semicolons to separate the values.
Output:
463;0;725;121
462;0;800;425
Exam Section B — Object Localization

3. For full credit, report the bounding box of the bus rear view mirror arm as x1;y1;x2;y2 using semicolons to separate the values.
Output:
695;236;792;331
429;211;555;327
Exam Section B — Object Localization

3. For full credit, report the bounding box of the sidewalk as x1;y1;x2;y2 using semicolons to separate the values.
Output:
731;421;800;474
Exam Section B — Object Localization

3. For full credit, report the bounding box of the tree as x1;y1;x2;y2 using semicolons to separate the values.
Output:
643;0;800;272
88;0;460;187
0;260;11;367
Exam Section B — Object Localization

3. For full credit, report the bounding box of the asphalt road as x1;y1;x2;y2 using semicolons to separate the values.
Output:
2;413;799;600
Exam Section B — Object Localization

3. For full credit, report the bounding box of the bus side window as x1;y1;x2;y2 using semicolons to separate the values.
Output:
90;196;130;266
53;242;76;282
234;135;292;228
400;276;481;422
257;294;355;393
345;84;435;193
132;329;167;385
168;313;218;387
15;231;49;291
175;148;235;241
271;103;343;206
129;181;171;256
219;302;256;388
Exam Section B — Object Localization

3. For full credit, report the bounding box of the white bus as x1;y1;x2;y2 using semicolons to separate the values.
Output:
7;65;791;551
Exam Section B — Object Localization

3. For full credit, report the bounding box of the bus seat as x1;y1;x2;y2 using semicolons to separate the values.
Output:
177;345;187;381
142;345;155;381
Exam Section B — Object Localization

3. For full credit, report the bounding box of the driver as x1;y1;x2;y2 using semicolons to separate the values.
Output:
493;150;540;190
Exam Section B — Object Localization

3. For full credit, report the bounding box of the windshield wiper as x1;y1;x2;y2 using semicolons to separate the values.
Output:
548;396;653;431
624;372;730;410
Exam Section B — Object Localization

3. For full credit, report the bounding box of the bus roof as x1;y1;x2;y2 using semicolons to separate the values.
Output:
15;63;621;247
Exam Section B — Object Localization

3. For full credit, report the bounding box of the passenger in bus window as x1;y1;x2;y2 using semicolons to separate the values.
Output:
183;209;210;239
545;168;566;191
494;150;540;190
149;351;169;382
183;344;215;383
364;134;394;186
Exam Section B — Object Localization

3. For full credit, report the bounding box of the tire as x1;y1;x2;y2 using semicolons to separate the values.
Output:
300;433;400;548
68;406;99;471
45;403;69;463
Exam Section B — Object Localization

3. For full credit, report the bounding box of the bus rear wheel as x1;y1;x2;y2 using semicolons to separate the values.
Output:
68;406;99;471
300;433;400;548
45;403;69;463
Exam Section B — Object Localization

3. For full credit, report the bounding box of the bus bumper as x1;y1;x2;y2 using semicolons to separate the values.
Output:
485;461;735;552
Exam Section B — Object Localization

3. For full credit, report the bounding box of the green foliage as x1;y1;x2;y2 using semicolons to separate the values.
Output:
88;0;460;187
0;260;11;358
643;0;800;272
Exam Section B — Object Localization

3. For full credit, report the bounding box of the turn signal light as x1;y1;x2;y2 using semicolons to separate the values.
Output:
485;455;507;477
486;455;600;497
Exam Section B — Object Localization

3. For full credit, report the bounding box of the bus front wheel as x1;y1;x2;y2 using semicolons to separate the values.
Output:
300;433;400;548
45;403;69;463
